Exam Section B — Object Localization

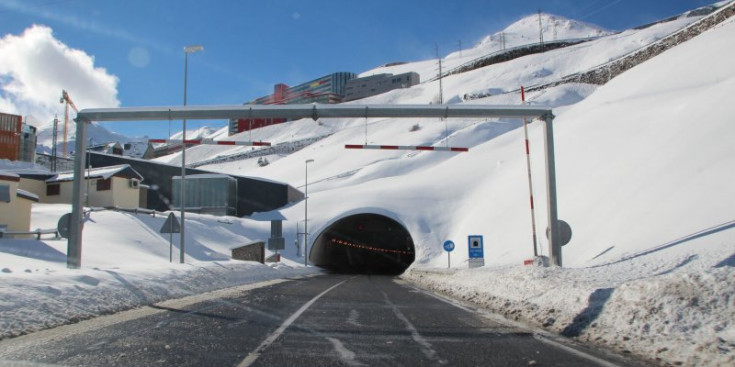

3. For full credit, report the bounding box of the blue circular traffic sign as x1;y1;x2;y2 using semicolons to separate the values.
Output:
443;240;455;252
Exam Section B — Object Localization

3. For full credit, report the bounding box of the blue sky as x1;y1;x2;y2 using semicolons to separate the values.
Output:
0;0;716;139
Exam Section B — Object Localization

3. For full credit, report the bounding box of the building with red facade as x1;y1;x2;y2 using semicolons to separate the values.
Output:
229;72;357;136
0;112;23;161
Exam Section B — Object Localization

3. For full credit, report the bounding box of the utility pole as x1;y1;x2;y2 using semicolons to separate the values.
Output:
304;159;314;266
538;9;545;49
51;115;58;172
180;44;204;264
436;45;448;147
457;40;462;57
435;44;444;105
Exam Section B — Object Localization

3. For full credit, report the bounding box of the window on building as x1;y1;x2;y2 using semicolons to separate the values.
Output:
47;184;60;196
96;178;112;191
0;184;10;203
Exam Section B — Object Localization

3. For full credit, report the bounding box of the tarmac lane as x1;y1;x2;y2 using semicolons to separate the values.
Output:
0;274;647;367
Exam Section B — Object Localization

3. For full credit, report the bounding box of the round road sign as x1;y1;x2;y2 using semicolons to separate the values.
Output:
57;213;71;239
546;219;572;246
443;240;455;252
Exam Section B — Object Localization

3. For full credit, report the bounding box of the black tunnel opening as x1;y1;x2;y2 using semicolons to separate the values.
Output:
311;214;415;275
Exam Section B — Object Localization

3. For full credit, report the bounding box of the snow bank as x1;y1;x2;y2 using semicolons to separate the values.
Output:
0;261;320;339
404;248;734;367
0;204;321;339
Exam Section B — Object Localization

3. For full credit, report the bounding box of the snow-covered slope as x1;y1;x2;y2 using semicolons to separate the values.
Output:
193;7;730;270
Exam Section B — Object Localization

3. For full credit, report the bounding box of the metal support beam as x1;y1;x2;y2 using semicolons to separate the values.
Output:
68;118;88;269
542;112;562;266
69;104;561;267
76;104;553;122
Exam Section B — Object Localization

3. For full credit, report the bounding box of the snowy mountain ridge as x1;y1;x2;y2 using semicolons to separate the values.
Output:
473;13;611;50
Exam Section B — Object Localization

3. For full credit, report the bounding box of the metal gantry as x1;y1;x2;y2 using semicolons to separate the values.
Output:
70;104;562;268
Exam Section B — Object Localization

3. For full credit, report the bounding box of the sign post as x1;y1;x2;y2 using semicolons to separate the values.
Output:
443;240;455;269
468;235;484;268
160;212;181;263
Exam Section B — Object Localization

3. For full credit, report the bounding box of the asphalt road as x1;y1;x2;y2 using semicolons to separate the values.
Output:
0;274;646;367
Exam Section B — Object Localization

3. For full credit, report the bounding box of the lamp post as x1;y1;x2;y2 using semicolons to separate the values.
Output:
304;159;314;267
180;44;203;264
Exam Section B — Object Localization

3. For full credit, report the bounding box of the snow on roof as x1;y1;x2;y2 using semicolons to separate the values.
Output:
16;189;39;202
0;171;20;181
248;210;288;221
172;173;235;180
47;164;143;183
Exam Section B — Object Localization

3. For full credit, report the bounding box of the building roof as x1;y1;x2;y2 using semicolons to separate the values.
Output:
0;171;20;182
16;189;39;202
248;210;288;221
47;164;143;183
172;173;234;180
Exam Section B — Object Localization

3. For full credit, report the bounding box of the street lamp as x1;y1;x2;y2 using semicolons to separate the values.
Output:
180;44;203;264
304;159;314;267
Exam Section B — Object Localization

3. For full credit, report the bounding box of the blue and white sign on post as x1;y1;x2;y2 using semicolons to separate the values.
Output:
468;235;484;268
443;240;455;269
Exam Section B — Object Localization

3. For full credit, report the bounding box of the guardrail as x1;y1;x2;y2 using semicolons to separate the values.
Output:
425;37;602;83
188;134;331;168
0;228;60;240
520;1;735;94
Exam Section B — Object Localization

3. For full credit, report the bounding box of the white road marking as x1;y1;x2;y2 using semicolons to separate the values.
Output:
381;290;446;365
346;309;361;327
237;278;349;367
326;337;363;366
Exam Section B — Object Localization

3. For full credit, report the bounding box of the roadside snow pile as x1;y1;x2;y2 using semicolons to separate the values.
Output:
404;251;734;367
405;15;735;367
0;204;321;339
0;261;320;339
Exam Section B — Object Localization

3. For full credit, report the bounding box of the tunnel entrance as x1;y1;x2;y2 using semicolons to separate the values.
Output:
311;214;415;275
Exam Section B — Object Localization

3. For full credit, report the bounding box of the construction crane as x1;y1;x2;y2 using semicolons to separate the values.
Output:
59;89;79;157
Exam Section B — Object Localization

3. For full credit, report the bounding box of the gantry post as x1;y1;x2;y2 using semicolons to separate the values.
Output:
542;112;561;266
68;116;88;269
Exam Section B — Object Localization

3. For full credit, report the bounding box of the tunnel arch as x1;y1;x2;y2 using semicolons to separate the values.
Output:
311;213;415;274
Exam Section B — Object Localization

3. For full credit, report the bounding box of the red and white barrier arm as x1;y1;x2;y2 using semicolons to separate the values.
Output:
149;139;271;147
345;144;468;152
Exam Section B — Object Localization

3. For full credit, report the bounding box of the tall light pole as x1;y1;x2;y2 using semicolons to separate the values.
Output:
180;44;203;264
304;159;314;267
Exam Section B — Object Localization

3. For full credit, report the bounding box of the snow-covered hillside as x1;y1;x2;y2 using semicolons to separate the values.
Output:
187;4;730;267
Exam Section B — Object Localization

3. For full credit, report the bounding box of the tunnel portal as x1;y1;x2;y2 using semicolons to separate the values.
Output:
311;214;415;275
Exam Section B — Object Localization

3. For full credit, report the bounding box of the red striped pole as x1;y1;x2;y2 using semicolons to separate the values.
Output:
345;144;468;152
149;139;271;146
521;86;539;257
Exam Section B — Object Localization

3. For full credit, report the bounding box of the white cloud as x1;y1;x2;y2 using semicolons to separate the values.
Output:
0;25;120;127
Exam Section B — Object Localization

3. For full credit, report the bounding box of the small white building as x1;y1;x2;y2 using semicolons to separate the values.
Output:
0;171;39;234
45;165;143;209
17;164;144;209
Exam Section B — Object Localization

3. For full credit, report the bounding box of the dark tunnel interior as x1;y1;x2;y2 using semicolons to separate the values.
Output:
310;214;415;275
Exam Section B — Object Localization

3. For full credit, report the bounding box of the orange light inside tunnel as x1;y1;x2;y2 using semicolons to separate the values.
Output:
330;238;414;255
